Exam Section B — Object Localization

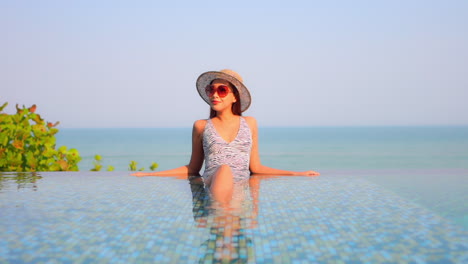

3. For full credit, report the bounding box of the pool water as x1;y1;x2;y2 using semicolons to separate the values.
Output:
1;171;467;263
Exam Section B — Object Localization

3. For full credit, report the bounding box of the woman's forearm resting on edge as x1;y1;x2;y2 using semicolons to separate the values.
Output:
250;165;319;176
132;165;200;177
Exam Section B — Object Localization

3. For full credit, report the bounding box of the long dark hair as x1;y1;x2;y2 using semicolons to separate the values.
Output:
209;81;242;118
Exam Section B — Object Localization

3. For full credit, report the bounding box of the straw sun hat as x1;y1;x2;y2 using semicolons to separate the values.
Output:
196;69;252;112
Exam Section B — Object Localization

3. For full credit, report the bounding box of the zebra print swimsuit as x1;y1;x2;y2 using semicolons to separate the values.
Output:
202;117;252;182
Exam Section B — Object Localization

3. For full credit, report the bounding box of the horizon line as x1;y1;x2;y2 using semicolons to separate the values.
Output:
58;124;468;129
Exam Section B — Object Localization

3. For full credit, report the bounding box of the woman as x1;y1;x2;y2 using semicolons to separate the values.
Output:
132;69;319;205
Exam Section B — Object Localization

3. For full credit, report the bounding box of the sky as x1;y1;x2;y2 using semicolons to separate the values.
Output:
1;0;467;128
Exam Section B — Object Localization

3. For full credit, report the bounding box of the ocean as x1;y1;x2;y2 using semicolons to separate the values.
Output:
56;126;468;172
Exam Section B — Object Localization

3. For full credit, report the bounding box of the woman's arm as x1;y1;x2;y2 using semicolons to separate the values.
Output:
246;117;320;176
132;120;206;177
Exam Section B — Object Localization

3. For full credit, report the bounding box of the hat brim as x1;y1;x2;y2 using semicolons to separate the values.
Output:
196;71;251;112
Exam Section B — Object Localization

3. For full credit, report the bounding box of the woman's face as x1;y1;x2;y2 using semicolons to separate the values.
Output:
207;79;237;112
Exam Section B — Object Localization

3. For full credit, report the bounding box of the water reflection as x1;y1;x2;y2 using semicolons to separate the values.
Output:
189;175;274;263
0;172;42;191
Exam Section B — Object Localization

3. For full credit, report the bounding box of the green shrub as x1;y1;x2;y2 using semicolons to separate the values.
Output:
0;102;81;172
150;162;159;171
91;154;115;171
90;154;103;171
128;160;148;171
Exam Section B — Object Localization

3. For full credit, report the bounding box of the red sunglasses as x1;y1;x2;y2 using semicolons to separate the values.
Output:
205;85;231;98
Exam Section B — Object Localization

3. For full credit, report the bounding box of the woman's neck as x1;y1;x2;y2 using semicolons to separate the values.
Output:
214;110;238;122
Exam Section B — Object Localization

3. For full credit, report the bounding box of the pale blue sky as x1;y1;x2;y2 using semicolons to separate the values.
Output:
2;0;467;127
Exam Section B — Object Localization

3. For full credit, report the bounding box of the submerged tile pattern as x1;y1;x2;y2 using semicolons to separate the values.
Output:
0;172;467;263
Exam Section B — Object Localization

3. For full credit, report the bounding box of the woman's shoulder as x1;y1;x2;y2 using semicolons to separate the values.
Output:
242;116;257;128
193;119;208;132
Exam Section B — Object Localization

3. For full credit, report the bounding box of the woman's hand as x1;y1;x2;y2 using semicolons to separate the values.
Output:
296;170;320;176
131;172;152;177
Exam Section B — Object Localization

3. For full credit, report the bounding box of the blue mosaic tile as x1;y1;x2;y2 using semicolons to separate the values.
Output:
0;171;467;263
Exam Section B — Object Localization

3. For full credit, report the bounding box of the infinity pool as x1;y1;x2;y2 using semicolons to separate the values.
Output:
1;170;467;263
